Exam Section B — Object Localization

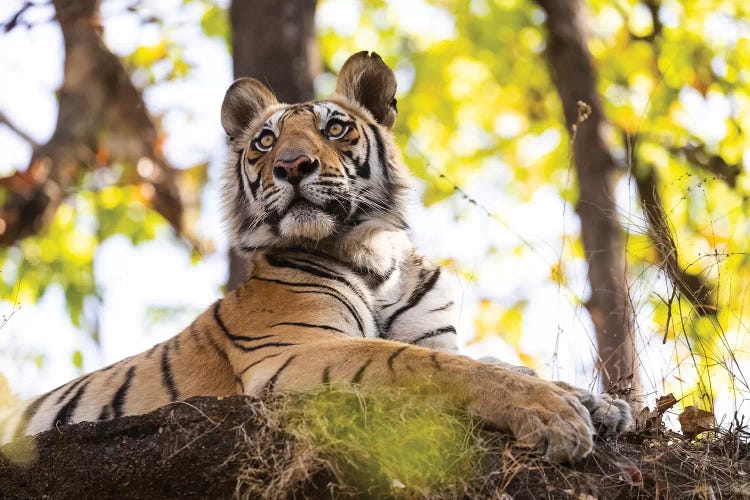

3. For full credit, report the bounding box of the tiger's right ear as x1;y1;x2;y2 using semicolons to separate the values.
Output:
221;78;278;140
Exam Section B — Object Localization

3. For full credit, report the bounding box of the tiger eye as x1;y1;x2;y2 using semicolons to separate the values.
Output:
258;133;275;149
326;121;347;139
328;123;343;136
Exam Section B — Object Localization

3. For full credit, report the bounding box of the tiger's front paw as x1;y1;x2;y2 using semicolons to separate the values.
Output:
554;381;633;437
468;368;595;463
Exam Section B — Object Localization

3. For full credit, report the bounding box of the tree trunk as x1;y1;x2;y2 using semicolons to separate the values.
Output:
534;0;638;394
226;0;318;290
0;0;184;246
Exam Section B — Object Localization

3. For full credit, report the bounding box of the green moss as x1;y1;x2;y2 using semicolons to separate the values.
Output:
282;387;485;496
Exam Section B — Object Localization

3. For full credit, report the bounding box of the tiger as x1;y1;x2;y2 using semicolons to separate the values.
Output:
0;51;631;464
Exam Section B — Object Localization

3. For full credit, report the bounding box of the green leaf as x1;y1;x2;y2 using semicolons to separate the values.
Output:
200;5;228;41
72;350;83;370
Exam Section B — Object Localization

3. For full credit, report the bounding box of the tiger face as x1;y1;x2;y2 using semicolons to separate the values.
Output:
221;52;411;258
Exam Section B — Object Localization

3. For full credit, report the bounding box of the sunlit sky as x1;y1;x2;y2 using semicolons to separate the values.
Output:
0;0;744;423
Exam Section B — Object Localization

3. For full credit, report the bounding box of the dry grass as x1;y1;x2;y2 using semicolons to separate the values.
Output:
223;388;749;499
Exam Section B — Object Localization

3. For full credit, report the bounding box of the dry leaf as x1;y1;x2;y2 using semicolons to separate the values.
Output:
679;406;714;438
655;393;677;414
636;406;664;434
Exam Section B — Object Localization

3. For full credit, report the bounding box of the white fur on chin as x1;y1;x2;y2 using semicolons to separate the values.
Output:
278;205;336;241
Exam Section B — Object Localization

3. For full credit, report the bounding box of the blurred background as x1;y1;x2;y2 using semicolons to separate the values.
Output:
0;0;748;425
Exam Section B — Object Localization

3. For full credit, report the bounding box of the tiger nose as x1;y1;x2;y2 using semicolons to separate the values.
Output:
273;155;319;185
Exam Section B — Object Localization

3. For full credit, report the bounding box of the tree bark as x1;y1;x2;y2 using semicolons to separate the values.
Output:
534;0;638;394
0;0;184;246
226;0;318;290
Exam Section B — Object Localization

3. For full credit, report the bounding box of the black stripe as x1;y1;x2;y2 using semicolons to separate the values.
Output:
371;125;390;182
270;322;344;334
54;374;88;404
53;379;91;427
205;328;230;362
161;343;179;401
248;176;261;198
351;358;372;384
214;300;274;344
232;341;297;353
363;258;398;289
239;353;283;377
235;156;249;204
412;326;457;345
318;172;346;179
384;268;442;331
144;344;158;359
252;276;367;335
387;346;410;372
322;366;332;385
112;366;136;418
356;126;371;178
240;150;262;199
264;254;370;307
328;109;346;119
264;356;297;392
314;180;346;187
284;256;347;277
12;391;54;439
289;290;365;336
98;405;111;421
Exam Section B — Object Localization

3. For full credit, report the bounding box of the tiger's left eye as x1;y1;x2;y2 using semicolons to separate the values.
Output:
254;130;276;151
325;120;348;139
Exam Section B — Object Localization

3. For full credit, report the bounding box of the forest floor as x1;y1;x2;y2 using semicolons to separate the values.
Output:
1;391;748;499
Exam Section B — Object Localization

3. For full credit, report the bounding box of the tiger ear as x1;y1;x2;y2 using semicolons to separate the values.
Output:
221;78;278;139
335;51;397;128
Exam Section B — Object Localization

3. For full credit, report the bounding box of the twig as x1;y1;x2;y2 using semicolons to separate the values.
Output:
0;110;40;148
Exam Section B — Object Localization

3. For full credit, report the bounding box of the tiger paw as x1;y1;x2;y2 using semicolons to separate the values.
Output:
554;381;632;437
466;367;595;462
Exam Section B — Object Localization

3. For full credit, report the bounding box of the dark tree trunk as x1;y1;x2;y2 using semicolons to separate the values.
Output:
226;0;318;290
534;0;638;394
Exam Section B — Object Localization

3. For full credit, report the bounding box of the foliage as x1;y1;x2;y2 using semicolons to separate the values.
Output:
0;183;168;332
315;0;750;411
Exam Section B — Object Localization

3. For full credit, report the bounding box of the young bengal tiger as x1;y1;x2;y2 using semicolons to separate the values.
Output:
0;52;631;463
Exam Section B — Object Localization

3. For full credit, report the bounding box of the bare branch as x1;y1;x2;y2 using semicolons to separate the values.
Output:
669;143;741;188
0;110;40;148
2;1;33;32
629;139;717;315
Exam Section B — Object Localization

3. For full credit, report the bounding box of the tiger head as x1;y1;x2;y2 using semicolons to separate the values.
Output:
220;51;411;268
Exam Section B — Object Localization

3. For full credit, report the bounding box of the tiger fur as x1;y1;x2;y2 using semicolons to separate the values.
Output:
0;52;631;463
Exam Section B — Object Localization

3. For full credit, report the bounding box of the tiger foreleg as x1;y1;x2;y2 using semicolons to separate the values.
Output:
240;339;596;463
